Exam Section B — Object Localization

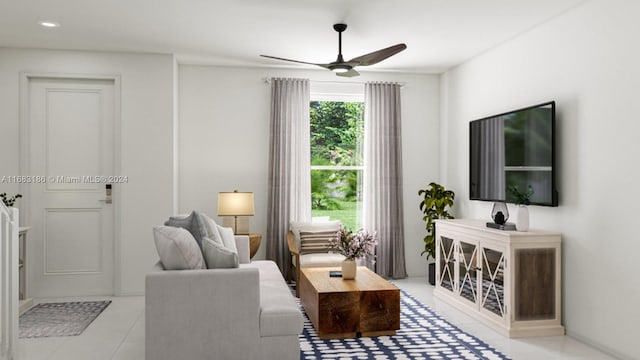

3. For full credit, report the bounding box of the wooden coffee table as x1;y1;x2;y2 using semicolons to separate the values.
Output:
298;266;400;339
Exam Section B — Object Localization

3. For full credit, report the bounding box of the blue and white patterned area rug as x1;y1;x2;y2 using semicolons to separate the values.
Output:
297;289;510;360
19;300;111;338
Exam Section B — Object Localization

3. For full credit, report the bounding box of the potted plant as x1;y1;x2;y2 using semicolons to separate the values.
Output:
508;185;533;231
418;182;455;285
328;226;377;280
0;193;22;207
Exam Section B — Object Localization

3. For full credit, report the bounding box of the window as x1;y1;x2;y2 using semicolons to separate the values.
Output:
310;100;364;231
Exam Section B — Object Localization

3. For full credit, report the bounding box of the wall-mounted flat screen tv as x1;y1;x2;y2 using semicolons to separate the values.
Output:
469;101;558;206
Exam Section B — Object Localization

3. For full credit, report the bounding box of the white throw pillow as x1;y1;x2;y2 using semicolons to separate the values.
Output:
153;226;205;270
202;237;239;268
290;220;341;252
216;224;238;254
199;213;224;246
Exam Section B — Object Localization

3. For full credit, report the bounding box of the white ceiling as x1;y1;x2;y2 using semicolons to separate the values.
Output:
0;0;585;73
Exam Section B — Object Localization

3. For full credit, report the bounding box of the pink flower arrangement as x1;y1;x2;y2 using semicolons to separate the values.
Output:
328;226;377;260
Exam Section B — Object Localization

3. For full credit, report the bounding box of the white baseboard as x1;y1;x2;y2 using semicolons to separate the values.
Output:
566;330;629;360
19;298;34;314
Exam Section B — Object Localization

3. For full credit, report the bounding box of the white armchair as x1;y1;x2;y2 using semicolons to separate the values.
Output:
286;221;345;296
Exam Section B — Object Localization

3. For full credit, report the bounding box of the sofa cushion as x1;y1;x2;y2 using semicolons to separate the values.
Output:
164;211;208;250
259;281;303;337
297;252;345;268
241;261;303;337
203;237;239;268
240;260;285;283
153;226;205;270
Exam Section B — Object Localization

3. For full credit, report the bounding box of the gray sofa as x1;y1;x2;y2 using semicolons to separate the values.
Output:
145;236;303;360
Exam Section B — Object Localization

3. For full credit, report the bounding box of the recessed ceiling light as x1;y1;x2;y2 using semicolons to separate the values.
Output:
39;21;60;28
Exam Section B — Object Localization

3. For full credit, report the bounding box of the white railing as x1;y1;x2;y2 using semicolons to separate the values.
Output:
0;203;18;360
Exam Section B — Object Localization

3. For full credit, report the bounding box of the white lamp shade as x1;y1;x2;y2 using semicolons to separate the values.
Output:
217;191;255;216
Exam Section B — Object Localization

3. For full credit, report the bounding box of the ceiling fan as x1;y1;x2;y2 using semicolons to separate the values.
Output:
260;23;407;77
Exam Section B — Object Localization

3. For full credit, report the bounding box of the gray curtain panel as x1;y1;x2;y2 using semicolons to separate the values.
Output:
363;82;407;279
266;78;312;276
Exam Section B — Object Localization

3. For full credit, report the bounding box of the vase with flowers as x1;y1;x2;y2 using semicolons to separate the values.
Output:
328;226;377;280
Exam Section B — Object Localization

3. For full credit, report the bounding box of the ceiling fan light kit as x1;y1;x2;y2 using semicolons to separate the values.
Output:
329;64;351;73
260;23;406;77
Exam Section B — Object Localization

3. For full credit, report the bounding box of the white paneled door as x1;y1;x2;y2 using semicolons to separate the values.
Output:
27;77;116;297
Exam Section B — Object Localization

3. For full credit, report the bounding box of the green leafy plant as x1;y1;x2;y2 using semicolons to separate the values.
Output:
418;183;455;260
311;165;343;211
338;170;359;202
508;185;534;206
0;193;22;207
310;101;364;167
311;192;342;210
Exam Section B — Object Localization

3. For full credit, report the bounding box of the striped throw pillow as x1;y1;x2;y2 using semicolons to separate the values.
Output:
299;230;336;255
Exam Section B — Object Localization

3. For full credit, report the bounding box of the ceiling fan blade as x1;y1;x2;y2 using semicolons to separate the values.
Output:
336;69;360;78
347;43;407;67
260;55;329;69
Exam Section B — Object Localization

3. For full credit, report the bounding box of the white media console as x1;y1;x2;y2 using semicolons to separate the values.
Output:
434;219;564;337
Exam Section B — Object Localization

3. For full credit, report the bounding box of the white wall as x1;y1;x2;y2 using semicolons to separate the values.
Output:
441;1;640;358
0;48;175;295
178;65;440;277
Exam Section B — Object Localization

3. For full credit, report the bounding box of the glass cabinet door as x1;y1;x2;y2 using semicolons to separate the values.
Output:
438;236;455;292
457;241;479;304
480;246;506;318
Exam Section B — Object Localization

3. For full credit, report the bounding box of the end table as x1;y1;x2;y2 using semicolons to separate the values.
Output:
249;233;262;259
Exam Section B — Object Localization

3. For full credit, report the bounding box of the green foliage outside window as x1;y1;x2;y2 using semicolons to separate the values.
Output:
311;165;342;210
310;101;364;166
310;101;364;230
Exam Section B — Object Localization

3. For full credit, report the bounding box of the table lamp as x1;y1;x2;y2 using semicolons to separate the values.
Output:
217;190;255;234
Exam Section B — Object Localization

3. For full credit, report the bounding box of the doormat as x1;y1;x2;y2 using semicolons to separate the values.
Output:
19;300;111;338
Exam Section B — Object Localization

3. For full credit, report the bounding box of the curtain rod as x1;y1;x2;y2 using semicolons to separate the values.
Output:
262;78;404;87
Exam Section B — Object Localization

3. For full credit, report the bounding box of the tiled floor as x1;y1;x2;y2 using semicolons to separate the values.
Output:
18;277;618;360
